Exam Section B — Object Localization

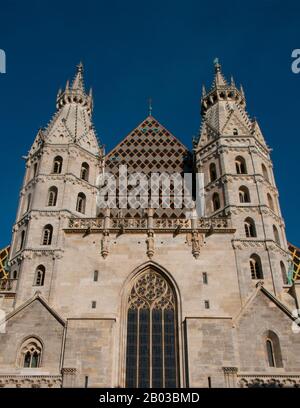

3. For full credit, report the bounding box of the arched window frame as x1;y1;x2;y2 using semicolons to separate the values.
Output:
80;162;90;182
280;261;287;285
212;192;221;212
19;230;26;251
264;330;283;368
262;163;269;181
52;156;63;174
267;193;275;211
47;186;58;207
209;163;217;182
235;156;247;174
18;338;43;368
244;217;256;238
26;193;32;213
250;254;263;279
42;224;53;246
33;163;38;178
33;265;45;286
239;186;251;203
76;193;86;214
124;268;179;388
273;225;280;245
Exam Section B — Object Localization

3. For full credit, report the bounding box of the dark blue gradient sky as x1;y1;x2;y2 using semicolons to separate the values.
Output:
0;0;299;247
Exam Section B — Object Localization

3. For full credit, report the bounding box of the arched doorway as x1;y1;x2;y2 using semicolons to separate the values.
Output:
125;268;179;388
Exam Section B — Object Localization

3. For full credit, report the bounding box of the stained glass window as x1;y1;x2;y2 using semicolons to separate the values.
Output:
125;270;178;388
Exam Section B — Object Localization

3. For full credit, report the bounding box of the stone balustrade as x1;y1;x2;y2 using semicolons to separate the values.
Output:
67;216;232;232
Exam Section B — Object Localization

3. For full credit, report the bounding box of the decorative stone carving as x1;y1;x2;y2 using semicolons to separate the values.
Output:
101;231;110;259
237;374;300;388
191;231;204;259
146;231;155;259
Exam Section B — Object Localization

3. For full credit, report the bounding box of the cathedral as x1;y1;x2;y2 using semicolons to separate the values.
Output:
0;61;300;388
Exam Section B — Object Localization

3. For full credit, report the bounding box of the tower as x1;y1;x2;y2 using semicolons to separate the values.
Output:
8;64;102;308
194;60;291;302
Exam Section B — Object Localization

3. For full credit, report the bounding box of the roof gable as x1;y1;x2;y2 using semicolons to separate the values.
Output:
105;115;191;175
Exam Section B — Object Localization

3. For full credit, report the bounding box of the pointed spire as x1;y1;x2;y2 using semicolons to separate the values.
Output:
212;58;227;88
71;62;85;92
230;76;236;87
240;84;245;98
202;85;206;98
56;63;93;114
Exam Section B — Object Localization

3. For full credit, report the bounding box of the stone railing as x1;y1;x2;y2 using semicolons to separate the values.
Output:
0;279;17;293
237;373;300;388
0;374;62;388
67;216;232;232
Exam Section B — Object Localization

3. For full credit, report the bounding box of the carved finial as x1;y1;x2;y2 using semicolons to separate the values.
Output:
148;97;152;116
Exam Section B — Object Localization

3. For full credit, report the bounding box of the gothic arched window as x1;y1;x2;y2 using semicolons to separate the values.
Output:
80;162;89;181
33;163;38;178
233;128;238;135
235;156;247;174
42;224;53;245
280;261;287;285
76;193;86;214
19;230;26;251
273;225;280;245
239;186;250;203
26;193;32;212
209;163;217;182
264;330;283;368
34;265;45;286
52;156;63;174
250;254;263;279
125;269;178;388
262;163;269;181
212;192;220;212
47;186;58;206
244;217;256;237
267;193;274;211
19;338;42;368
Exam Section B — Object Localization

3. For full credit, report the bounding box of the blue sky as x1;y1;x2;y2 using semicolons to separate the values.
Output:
0;0;299;247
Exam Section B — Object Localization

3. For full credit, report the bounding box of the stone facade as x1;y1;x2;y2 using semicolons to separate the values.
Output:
0;62;299;388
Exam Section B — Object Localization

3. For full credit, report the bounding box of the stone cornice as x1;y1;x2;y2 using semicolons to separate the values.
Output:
226;205;284;225
196;135;270;157
232;238;289;257
42;142;101;161
23;172;98;192
205;175;278;197
10;248;64;264
14;209;76;229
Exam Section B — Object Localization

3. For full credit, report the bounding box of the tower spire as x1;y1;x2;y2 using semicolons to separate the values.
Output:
56;63;93;114
212;58;227;88
71;62;85;92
